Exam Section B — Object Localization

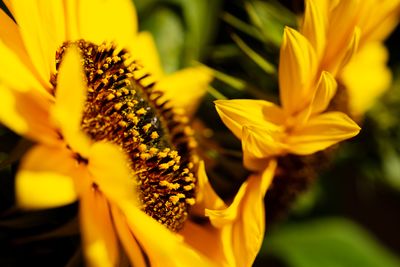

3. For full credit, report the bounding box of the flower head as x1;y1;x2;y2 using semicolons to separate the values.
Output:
0;1;258;266
216;27;360;172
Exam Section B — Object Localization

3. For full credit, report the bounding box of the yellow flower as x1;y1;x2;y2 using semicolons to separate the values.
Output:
0;1;261;267
215;27;360;171
301;0;400;115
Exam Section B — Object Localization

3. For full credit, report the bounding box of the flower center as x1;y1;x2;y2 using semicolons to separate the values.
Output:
53;40;198;232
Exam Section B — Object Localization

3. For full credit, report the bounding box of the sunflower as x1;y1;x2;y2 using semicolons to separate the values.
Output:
0;1;261;266
215;27;360;172
301;0;400;116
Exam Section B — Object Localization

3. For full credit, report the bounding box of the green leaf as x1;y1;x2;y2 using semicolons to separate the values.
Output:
262;218;400;267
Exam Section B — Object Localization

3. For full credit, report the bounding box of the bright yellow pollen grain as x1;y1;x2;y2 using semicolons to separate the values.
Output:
138;144;147;152
126;113;135;120
184;176;195;182
168;183;180;190
159;163;170;170
149;147;158;155
106;93;115;101
118;120;127;127
186;198;196;205
173;165;180;171
96;70;103;75
183;185;193;191
169;195;180;205
158;151;168;158
150;131;159;139
176;193;185;199
132;129;139;136
169;151;178;158
136;108;147;115
159;180;169;187
114;102;123;110
122;88;130;95
140;153;151;160
142;123;152;133
116;91;122;97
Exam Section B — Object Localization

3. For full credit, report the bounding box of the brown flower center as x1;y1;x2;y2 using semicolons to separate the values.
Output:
52;40;198;232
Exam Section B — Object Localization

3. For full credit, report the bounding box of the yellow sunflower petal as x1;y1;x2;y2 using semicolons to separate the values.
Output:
215;99;285;140
7;0;52;84
206;160;277;267
0;86;59;145
80;189;118;267
130;31;164;80
16;145;78;209
301;0;326;58
279;27;317;114
88;142;137;205
120;201;217;266
78;0;137;47
64;0;80;40
341;42;392;116
0;40;45;93
191;161;226;216
111;205;147;267
242;125;286;171
360;0;400;43
181;222;227;265
337;26;361;74
37;0;66;73
156;66;213;116
0;9;46;85
288;112;361;155
310;71;337;115
53;46;91;157
323;0;359;74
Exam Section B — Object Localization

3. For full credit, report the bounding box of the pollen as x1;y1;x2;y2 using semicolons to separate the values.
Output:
150;131;159;139
54;40;199;232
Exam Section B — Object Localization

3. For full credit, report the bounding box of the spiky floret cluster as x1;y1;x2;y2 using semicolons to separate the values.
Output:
53;40;198;232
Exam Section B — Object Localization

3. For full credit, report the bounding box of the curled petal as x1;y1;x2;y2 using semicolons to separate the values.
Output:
242;125;286;171
206;160;277;267
192;161;226;216
215;99;284;140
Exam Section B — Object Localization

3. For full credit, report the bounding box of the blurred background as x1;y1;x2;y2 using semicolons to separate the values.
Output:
0;0;399;266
